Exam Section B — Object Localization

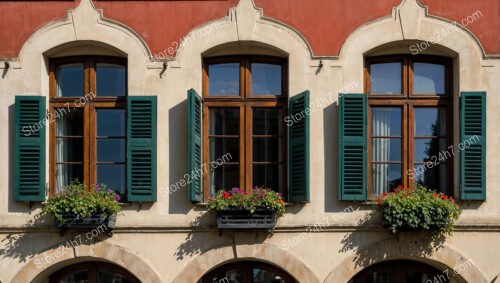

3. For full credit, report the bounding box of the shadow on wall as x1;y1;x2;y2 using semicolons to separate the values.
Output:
0;213;111;265
339;210;446;271
324;101;359;213
168;100;192;214
174;208;273;261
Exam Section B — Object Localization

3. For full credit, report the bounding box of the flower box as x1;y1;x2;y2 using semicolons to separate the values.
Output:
55;214;117;236
39;180;121;237
216;209;276;229
376;185;460;235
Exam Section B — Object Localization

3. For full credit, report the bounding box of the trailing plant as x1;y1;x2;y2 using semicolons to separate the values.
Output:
207;187;286;217
375;185;461;234
41;180;121;222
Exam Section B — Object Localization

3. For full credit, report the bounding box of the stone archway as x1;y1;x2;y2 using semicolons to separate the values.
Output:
12;241;163;283
324;238;487;283
172;243;320;283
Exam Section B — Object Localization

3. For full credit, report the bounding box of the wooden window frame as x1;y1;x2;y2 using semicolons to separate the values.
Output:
49;56;127;195
364;55;453;198
202;55;288;200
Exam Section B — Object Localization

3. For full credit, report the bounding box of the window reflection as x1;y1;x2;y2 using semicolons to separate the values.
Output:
209;63;240;96
56;63;84;97
413;62;445;95
251;63;282;95
370;63;402;94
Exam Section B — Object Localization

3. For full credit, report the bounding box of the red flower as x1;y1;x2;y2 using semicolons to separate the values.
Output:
441;195;448;200
279;199;285;204
382;193;387;197
398;185;403;189
222;191;232;200
433;193;439;197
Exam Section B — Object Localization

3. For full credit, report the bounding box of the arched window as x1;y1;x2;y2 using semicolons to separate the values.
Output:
201;261;297;283
49;261;139;283
350;260;447;283
365;55;452;197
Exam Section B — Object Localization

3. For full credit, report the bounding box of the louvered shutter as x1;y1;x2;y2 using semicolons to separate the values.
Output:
188;89;203;203
460;92;486;200
288;91;310;202
127;96;157;202
14;96;46;202
338;93;367;201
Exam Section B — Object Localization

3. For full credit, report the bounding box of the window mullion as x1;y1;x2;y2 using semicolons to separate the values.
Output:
405;103;412;189
242;105;249;193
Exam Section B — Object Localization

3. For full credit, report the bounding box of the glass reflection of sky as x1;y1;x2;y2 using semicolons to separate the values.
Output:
251;63;281;95
413;63;445;94
370;63;401;94
209;63;240;95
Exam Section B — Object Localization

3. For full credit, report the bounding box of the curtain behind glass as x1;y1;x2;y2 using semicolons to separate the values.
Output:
372;108;391;195
55;116;68;193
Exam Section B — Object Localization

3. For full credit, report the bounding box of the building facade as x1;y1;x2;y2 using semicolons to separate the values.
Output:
0;0;499;282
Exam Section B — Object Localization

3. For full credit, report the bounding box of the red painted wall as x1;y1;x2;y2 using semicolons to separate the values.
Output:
0;0;498;58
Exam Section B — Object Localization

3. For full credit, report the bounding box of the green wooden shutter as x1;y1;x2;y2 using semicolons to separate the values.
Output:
188;89;203;203
338;93;367;201
460;92;486;200
127;96;157;202
14;96;46;202
288;91;310;202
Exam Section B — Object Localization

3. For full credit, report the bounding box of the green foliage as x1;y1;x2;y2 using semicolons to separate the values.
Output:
375;185;461;234
41;180;121;222
206;187;286;217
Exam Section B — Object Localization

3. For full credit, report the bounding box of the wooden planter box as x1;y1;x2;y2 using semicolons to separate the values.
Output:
55;214;117;236
216;209;276;230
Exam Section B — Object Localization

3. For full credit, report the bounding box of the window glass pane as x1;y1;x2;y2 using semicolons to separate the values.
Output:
371;107;401;136
97;139;126;162
98;269;132;283
56;63;84;97
251;63;282;95
371;164;402;195
210;108;239;135
371;138;401;162
406;269;435;283
414;138;447;163
362;268;393;283
97;109;125;137
209;63;240;96
213;269;242;283
209;138;239;163
96;63;126;97
58;270;89;283
56;109;83;136
253;109;282;135
97;164;125;194
413;62;445;95
253;164;282;192
56;138;83;162
370;63;401;94
414;108;446;136
56;164;83;192
210;165;239;194
253;137;281;162
253;267;285;283
414;163;447;193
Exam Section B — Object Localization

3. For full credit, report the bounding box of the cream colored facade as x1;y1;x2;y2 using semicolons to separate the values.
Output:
0;0;499;282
